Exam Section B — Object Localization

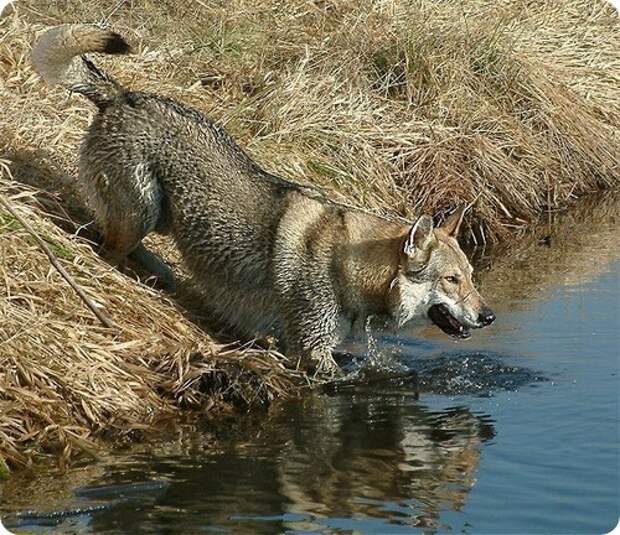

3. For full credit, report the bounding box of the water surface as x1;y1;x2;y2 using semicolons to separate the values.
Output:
1;197;619;534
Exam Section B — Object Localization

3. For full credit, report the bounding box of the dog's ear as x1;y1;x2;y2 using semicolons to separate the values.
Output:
404;215;436;269
441;205;468;238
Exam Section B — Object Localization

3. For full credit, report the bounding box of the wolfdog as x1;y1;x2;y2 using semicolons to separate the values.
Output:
32;25;495;375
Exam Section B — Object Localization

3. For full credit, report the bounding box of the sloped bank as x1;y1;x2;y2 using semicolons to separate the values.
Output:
0;175;307;474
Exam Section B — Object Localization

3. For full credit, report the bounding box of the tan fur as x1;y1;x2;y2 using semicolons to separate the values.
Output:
32;25;494;376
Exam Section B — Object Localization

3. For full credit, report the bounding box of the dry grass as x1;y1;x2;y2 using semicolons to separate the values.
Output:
0;170;306;470
3;0;618;240
0;0;619;470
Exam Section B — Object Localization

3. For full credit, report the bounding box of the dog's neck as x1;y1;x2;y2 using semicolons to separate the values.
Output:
338;213;409;316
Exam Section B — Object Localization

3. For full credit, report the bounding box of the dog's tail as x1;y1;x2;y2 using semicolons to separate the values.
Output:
32;24;131;109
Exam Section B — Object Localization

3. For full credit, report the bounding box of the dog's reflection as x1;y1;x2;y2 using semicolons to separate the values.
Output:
270;393;495;529
78;392;495;534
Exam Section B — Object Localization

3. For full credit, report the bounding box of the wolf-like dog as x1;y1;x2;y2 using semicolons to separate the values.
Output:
32;25;495;375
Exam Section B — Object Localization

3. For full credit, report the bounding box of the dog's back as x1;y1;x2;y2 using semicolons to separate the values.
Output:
32;25;341;341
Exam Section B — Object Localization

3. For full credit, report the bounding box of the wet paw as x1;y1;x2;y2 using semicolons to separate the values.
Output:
298;352;344;381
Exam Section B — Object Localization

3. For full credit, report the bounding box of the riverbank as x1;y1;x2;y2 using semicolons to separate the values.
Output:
1;195;618;534
0;176;307;472
1;0;618;472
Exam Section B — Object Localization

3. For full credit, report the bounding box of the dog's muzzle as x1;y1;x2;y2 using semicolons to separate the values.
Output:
428;304;471;339
428;304;496;339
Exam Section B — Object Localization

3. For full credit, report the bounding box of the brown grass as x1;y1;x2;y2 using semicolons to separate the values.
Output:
3;0;618;240
0;170;307;471
0;0;619;470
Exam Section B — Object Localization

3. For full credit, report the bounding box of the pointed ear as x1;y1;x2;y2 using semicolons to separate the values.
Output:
404;215;435;257
441;205;468;238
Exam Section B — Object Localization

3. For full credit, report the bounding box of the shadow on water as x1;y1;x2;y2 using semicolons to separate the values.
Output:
330;349;548;397
410;352;548;396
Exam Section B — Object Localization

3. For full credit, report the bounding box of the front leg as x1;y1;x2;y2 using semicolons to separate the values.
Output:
295;347;342;379
281;299;345;379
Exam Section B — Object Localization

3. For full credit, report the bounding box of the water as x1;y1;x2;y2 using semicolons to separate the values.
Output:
1;197;619;534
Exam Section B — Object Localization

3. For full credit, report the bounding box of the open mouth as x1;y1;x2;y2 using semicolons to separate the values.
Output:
428;304;471;339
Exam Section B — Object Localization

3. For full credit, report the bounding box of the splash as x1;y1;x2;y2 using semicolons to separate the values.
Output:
364;317;409;374
408;352;548;396
327;319;415;391
331;320;547;396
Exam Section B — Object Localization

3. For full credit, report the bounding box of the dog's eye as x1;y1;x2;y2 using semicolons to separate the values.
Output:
445;275;460;284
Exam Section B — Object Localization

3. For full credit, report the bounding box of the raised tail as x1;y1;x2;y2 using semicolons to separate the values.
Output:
32;24;131;109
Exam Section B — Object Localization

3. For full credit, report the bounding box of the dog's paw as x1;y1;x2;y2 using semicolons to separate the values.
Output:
298;352;344;381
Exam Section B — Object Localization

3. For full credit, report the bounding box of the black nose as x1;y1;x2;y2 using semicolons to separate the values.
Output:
478;308;496;326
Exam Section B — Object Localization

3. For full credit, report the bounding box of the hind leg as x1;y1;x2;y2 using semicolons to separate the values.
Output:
100;199;176;292
128;243;176;292
78;151;175;290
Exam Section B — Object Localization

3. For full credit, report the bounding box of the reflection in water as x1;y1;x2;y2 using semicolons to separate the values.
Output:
1;394;495;533
476;193;619;307
270;396;494;531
